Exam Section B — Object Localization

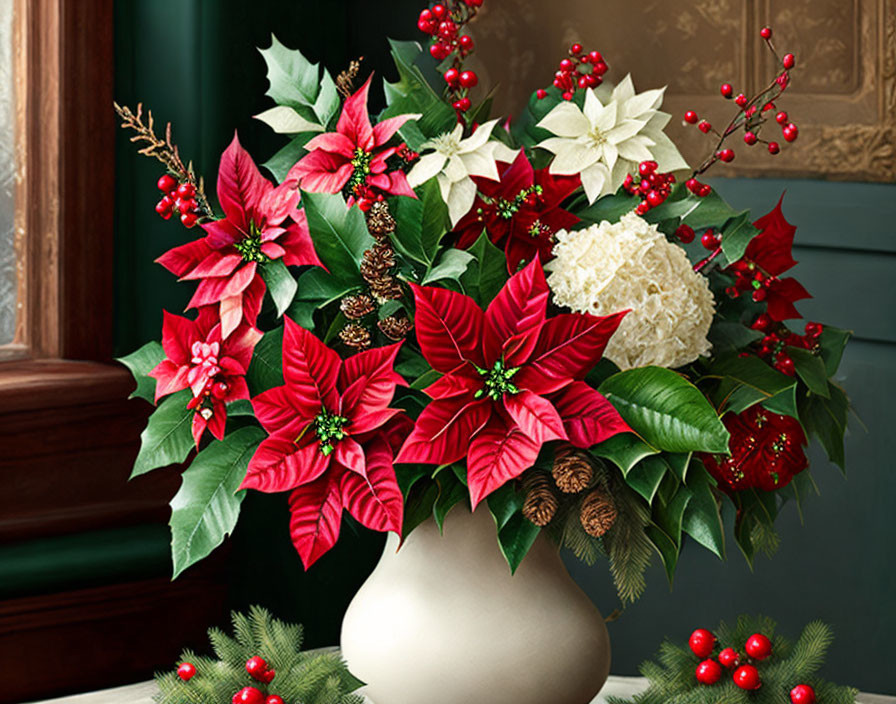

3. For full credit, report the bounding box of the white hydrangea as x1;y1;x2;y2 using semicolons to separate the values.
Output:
546;212;715;370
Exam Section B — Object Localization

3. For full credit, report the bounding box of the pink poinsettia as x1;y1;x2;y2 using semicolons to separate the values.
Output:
239;318;406;567
396;259;631;508
149;307;261;445
156;134;321;338
287;76;420;201
454;149;581;272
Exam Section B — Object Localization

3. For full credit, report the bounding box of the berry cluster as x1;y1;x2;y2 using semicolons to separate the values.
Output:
537;43;608;101
690;628;814;701
622;160;675;215
176;656;281;704
750;316;823;376
417;1;482;116
155;173;201;228
683;26;798;178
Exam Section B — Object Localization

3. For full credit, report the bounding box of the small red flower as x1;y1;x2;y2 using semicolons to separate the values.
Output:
239;318;406;567
701;405;808;492
453;150;580;271
156;134;321;338
288;76;420;202
396;259;630;508
149;307;261;445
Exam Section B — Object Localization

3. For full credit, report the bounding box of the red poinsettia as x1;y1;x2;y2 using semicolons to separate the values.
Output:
149;307;261;445
396;259;630;508
453;149;580;272
701;405;808;493
157;134;321;338
287;76;420;201
239;318;406;567
728;196;810;321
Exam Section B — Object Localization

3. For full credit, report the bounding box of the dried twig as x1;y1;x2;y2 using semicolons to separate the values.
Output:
113;101;215;219
336;58;363;100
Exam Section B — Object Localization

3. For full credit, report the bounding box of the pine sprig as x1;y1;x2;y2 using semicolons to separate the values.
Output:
113;101;215;219
603;479;653;605
154;607;363;704
608;615;858;704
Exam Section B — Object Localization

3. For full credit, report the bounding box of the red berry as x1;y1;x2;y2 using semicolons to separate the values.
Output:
776;355;795;376
720;83;734;98
698;120;712;134
675;224;695;244
570;43;583;55
536;89;548;99
688;629;716;658
783;123;799;142
745;633;773;660
593;60;608;75
562;91;574;101
735;93;748;107
266;697;285;704
743;132;758;145
437;20;456;38
245;656;268;679
646;190;664;208
695;659;723;685
768;141;781;154
419;9;432;22
177;662;196;681
733;664;761;690
453;97;471;112
444;68;459;85
751;314;772;332
701;230;720;250
718;148;735;162
157;174;177;192
155;199;172;216
180;211;199;228
459;35;474;51
760;26;773;40
718;647;739;668
776;110;789;124
638;160;657;176
588;50;603;64
698;184;712;197
790;684;816;704
782;53;796;69
685;177;700;193
559;58;575;72
431;4;446;19
752;287;767;302
260;668;276;684
805;322;823;337
684;110;698;124
232;687;265;704
176;182;195;199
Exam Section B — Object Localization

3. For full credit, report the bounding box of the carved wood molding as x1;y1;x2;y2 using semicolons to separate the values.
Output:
471;0;895;182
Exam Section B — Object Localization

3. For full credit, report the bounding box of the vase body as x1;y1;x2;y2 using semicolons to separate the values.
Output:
340;507;610;704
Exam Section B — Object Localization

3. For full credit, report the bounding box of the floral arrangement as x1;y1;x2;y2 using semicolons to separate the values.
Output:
117;1;852;603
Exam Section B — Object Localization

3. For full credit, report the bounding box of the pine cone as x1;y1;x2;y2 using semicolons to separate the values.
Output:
365;200;396;239
339;323;372;350
368;274;404;302
340;294;376;320
580;489;617;538
522;473;558;527
360;242;395;283
378;315;413;341
552;446;594;493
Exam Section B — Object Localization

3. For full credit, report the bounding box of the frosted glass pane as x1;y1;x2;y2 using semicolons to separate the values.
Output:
0;0;15;346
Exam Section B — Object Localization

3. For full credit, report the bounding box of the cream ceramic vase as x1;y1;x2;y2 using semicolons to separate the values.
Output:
340;506;610;704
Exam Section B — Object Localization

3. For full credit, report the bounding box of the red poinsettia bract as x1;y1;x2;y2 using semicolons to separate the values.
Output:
239;318;406;567
701;405;808;493
287;76;420;201
150;307;261;445
156;134;321;338
396;259;630;508
454;149;580;272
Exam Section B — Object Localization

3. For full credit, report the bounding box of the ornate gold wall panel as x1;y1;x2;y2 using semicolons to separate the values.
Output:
471;0;895;181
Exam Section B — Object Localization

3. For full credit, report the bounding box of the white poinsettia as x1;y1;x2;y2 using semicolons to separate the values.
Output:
407;119;517;225
536;75;688;203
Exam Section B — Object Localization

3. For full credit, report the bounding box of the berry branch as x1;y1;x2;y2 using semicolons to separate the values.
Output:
113;101;215;226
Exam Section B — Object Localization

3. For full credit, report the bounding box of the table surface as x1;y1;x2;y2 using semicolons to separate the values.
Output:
26;675;895;704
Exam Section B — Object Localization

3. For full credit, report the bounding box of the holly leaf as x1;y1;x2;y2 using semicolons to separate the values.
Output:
459;232;508;307
262;134;314;183
708;321;762;354
818;325;851;377
169;426;265;578
599;367;730;453
131;390;194;478
720;212;760;264
260;259;298;318
787;347;830;398
798;381;849;470
421;248;474;286
302;191;375;288
117;341;165;403
574;192;639;225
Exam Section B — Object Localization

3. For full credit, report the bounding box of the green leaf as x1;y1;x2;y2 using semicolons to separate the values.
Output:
301;191;375;287
260;259;298;318
390;180;447;268
645;523;680;583
402;480;440;537
711;353;797;414
246;328;284;395
591;433;659;474
433;475;467;533
682;463;725;558
720;212;760;264
131;390;195;478
486;481;523;529
653;485;692;548
798;382;848;470
818;325;851;376
459;232;508;306
599;367;730;453
763;383;800;419
227;399;255;417
259;34;336;123
422;248;474;285
574;192;638;225
261;134;313;183
313;70;340;127
679;189;743;230
787;347;830;398
625;455;668;504
707;321;762;354
495;513;541;575
117;341;165;403
169;426;265;578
